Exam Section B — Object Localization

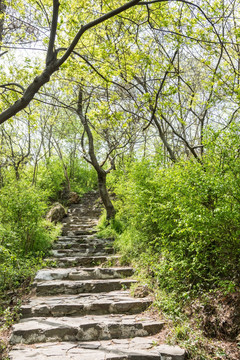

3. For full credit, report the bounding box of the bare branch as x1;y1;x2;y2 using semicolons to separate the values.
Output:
143;49;179;131
0;83;25;92
46;0;60;65
160;113;202;163
0;51;7;57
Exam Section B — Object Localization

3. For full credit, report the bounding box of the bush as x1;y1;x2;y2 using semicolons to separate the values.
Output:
36;157;98;201
108;127;240;296
35;158;66;202
0;177;61;300
70;159;98;195
0;179;55;255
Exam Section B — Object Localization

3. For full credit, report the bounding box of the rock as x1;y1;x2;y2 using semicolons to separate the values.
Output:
9;339;186;360
21;292;152;318
10;315;165;344
34;278;137;296
134;285;151;298
67;192;80;205
46;203;66;223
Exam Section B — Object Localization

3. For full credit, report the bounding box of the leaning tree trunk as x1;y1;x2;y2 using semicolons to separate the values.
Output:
98;170;116;220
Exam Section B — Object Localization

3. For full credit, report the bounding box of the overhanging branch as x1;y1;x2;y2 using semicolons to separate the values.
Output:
0;0;142;125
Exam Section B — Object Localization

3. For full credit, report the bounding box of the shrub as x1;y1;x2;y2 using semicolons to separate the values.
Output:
0;177;61;301
108;126;240;295
35;157;66;202
70;159;98;195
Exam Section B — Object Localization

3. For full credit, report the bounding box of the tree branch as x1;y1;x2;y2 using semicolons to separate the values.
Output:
0;83;25;92
0;0;142;125
57;0;142;68
46;0;60;65
143;49;179;131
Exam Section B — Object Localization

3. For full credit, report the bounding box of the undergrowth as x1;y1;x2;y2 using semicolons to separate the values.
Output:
97;125;240;359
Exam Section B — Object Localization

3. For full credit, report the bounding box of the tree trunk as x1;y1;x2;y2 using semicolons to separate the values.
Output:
98;171;116;220
77;87;116;220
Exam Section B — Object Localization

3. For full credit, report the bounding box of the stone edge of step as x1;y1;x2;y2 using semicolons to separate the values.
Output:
9;340;186;360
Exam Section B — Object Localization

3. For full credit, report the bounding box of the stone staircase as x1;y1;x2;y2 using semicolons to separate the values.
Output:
8;191;186;360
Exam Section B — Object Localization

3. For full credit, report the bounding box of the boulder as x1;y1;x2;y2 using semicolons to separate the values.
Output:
46;203;66;223
67;192;80;205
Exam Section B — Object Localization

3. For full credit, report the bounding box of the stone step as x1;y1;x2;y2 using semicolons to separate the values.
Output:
45;255;120;267
64;216;97;222
52;241;113;251
10;314;165;345
62;222;98;228
50;248;114;257
55;236;113;245
9;339;186;360
34;279;137;296
62;223;97;228
62;229;98;236
21;291;151;317
35;267;134;281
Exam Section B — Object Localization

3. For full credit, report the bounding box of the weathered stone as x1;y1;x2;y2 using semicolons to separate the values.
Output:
34;279;137;296
50;247;114;257
10;315;165;345
45;255;120;268
67;192;80;205
21;291;151;318
157;344;186;359
52;239;113;252
35;267;134;282
62;228;98;236
46;203;66;223
9;339;186;360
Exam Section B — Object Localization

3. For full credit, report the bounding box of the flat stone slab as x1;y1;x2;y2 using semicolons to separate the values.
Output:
21;291;151;317
34;279;137;296
57;235;101;241
45;255;120;267
9;339;186;359
52;239;113;251
62;223;97;227
62;229;98;236
50;248;114;257
10;314;165;344
55;236;113;245
35;267;134;281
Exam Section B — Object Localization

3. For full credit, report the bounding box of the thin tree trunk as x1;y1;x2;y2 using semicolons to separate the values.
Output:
98;171;116;220
77;88;116;220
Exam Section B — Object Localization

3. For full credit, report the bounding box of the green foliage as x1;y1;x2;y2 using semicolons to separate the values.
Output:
69;159;98;195
0;175;61;301
0;178;54;255
0;251;44;294
36;157;97;201
36;158;66;202
108;126;240;297
97;211;124;239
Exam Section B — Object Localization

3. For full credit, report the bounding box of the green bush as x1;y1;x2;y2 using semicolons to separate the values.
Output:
0;179;54;255
36;157;97;201
0;177;61;299
108;126;240;295
70;159;98;195
35;158;66;202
